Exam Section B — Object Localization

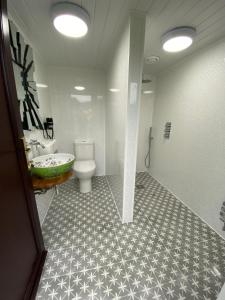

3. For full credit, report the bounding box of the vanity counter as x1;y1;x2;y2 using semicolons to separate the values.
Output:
32;170;74;193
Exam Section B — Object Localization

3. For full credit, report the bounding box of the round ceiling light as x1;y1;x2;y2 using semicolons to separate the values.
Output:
51;2;90;38
161;27;196;53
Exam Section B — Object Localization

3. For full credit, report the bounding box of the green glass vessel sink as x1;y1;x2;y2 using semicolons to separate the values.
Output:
31;153;75;178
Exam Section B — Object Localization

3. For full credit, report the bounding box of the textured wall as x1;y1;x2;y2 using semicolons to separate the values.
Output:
151;37;225;238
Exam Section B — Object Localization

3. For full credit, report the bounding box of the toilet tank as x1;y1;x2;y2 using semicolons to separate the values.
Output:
74;139;95;161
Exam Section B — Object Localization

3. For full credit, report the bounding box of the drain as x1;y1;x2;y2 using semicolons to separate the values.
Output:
136;184;145;190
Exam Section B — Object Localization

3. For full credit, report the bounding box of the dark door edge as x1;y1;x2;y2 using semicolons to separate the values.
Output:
24;249;48;300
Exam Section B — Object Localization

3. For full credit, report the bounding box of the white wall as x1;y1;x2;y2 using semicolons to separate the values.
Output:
105;22;129;217
137;81;155;172
151;37;225;238
123;13;146;222
47;66;106;176
34;62;52;119
106;12;145;222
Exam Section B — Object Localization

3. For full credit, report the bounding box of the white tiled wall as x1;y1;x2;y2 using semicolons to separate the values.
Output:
47;67;106;176
34;62;52;120
151;37;225;238
105;21;129;218
123;13;146;222
106;13;145;222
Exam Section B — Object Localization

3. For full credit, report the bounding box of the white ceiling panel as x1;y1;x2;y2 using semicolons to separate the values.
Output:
8;0;225;73
144;0;225;74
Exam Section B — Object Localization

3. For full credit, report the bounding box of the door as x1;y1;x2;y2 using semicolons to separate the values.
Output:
0;0;46;299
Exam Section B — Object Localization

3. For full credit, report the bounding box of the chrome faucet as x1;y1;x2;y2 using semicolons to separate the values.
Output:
29;139;45;149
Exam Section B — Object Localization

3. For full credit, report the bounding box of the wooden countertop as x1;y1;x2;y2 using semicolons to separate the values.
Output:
32;170;74;190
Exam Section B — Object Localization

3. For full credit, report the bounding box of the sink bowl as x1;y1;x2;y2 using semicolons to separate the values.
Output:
31;153;75;178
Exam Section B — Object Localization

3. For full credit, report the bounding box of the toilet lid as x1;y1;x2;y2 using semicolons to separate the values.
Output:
74;160;96;172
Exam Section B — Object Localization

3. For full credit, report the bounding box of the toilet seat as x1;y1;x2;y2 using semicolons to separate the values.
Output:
74;160;96;173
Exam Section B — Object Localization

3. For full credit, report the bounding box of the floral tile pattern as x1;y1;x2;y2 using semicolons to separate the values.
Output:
36;173;225;299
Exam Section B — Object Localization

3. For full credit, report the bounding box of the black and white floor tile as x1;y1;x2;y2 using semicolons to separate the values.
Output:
37;173;225;299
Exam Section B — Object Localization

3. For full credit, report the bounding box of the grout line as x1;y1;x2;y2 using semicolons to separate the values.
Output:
105;175;123;223
149;172;225;241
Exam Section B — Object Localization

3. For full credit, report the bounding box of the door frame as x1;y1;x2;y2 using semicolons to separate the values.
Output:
0;0;47;298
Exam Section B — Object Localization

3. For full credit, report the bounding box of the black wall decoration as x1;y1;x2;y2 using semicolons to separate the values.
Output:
9;20;43;130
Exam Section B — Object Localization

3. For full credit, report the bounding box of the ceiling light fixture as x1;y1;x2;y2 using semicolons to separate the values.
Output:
161;26;196;53
51;2;90;38
36;83;48;88
74;86;85;91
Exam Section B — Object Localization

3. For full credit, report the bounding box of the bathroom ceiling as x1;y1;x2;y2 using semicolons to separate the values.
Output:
144;0;225;74
8;0;225;74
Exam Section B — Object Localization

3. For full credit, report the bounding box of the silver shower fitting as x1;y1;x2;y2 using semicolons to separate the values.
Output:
29;139;45;149
145;127;153;169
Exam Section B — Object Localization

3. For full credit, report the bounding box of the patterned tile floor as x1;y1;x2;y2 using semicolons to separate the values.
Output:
36;173;225;300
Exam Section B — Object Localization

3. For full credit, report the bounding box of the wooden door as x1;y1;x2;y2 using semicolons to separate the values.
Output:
0;0;46;299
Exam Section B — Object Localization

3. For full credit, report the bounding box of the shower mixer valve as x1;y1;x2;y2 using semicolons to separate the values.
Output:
164;122;172;139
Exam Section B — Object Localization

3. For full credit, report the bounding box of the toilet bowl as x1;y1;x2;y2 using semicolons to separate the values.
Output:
73;139;96;193
74;160;96;193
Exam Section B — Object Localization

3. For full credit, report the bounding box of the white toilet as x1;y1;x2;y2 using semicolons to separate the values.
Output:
73;139;96;193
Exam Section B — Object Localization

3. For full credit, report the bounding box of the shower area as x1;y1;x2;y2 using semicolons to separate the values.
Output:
136;75;155;173
132;54;225;299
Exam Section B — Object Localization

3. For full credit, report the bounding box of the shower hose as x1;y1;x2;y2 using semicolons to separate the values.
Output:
145;127;153;169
